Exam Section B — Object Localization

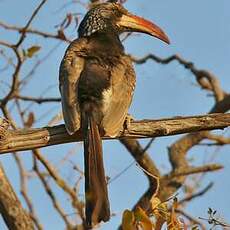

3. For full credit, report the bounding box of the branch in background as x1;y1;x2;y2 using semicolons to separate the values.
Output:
0;163;34;230
0;0;49;106
127;53;230;218
164;164;223;179
16;95;61;104
0;113;230;153
13;154;42;230
176;209;206;230
15;0;48;48
0;21;71;43
33;156;74;228
202;132;230;145
32;149;86;226
0;42;22;106
120;138;160;211
178;182;213;205
199;208;230;229
120;138;160;179
131;54;227;100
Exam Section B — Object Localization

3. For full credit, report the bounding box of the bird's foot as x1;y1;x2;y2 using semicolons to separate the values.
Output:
123;114;134;132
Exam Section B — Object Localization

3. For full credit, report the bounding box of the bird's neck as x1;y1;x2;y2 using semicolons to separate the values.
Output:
86;32;124;58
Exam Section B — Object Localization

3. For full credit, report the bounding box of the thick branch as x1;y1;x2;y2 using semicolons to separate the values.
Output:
0;113;230;154
160;89;230;201
0;163;34;229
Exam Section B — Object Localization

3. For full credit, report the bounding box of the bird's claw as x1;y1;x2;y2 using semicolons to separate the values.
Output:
123;114;134;132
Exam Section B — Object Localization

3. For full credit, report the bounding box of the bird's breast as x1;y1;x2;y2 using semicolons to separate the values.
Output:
77;61;111;122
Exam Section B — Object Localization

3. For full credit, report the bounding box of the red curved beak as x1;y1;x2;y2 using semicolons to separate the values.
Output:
117;13;170;44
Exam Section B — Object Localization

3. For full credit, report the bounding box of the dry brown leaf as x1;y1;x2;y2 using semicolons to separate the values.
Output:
122;209;136;230
27;46;41;58
134;207;153;230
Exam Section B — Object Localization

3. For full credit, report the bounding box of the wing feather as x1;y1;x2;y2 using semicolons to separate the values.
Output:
59;39;86;134
102;56;136;137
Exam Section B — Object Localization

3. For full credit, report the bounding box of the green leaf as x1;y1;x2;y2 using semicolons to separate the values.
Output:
27;45;41;58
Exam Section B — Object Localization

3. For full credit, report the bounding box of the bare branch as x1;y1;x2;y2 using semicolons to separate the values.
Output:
0;45;22;106
0;163;34;229
33;156;74;228
176;209;206;230
178;182;213;205
15;0;48;48
13;154;42;230
202;132;230;145
32;149;85;224
120;138;160;179
16;95;61;104
0;113;230;154
164;164;223;179
131;54;227;101
0;21;71;43
120;138;160;211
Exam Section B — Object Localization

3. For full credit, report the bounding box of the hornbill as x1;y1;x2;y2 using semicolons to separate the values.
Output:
59;1;169;227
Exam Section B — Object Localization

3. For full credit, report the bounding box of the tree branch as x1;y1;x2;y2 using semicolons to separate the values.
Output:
0;21;71;43
0;163;34;229
131;54;227;100
16;95;61;104
164;164;223;179
120;138;160;211
0;113;230;154
178;182;213;205
15;0;48;48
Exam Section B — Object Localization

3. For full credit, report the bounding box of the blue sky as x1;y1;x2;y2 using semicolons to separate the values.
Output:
0;0;230;229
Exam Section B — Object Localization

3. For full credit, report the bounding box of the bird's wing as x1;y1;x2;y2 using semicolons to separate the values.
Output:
59;39;86;135
101;55;136;137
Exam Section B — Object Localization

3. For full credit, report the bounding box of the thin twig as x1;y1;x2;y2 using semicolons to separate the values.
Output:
0;21;70;42
15;0;48;48
178;182;213;205
33;156;74;228
16;95;61;104
13;154;43;230
165;164;223;180
32;149;85;224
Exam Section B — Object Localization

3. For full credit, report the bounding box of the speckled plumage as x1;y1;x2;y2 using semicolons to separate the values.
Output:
78;3;127;37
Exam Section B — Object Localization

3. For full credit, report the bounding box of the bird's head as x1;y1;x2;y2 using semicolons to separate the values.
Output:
78;2;170;44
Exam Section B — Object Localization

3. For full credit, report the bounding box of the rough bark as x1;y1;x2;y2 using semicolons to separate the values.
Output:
0;163;34;229
0;113;229;154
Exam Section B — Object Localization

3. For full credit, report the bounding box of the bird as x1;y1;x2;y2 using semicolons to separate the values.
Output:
59;1;169;228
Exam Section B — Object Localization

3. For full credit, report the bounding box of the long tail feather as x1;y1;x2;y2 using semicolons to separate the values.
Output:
82;113;110;227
